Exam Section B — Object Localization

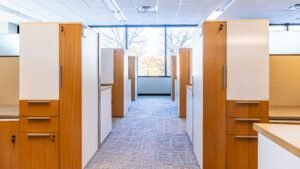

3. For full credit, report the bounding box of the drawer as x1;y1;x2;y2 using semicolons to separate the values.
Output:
227;101;269;118
227;117;268;135
0;121;19;133
20;117;59;133
20;100;59;117
226;135;258;169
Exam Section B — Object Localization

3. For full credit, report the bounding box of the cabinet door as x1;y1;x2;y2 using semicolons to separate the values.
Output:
19;133;59;169
227;135;258;169
186;88;193;143
19;23;60;100
227;20;269;101
0;133;19;169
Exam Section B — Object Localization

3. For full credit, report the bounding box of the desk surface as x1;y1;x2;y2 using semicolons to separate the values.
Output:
254;123;300;158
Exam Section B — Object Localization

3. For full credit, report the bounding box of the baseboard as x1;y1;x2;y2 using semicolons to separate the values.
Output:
138;93;171;96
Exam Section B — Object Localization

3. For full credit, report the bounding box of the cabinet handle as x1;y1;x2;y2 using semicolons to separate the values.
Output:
27;100;50;104
59;65;63;89
11;135;16;143
235;118;260;122
27;117;50;120
235;136;258;139
223;64;227;88
27;133;51;137
235;101;261;104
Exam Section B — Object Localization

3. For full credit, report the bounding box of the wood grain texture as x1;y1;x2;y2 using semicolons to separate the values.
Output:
171;56;176;101
20;117;59;133
202;22;227;169
19;100;59;117
19;133;59;169
227;117;268;135
112;49;125;117
179;49;191;118
128;56;137;101
59;24;82;169
0;121;19;133
227;101;269;118
226;135;258;169
0;121;19;169
0;133;19;169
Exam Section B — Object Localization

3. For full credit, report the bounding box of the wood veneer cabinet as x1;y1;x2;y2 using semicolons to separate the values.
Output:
19;23;100;169
176;48;191;118
0;121;19;169
113;49;131;117
192;20;269;169
128;56;137;101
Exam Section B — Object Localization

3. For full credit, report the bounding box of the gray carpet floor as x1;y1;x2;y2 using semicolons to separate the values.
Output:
85;96;200;169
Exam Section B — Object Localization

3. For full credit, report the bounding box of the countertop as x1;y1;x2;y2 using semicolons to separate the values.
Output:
0;105;19;120
254;123;300;158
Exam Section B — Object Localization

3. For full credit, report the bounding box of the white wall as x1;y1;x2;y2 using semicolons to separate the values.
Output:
270;31;300;54
137;77;171;94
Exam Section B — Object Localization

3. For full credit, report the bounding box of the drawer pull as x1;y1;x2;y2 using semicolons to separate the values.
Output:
27;117;51;120
27;100;50;104
235;136;258;139
27;133;51;137
235;118;260;122
235;101;260;104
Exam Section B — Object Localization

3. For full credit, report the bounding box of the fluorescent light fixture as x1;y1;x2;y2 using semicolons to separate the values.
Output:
0;4;40;22
207;11;223;20
207;0;236;20
137;6;158;13
102;0;127;22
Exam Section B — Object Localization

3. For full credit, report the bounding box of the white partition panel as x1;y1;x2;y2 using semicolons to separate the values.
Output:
258;134;300;169
192;27;204;167
270;31;300;54
100;87;112;144
227;20;269;101
101;48;114;84
82;28;99;168
19;23;59;100
186;87;193;143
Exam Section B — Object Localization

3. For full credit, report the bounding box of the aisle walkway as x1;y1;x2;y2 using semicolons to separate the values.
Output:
85;96;200;169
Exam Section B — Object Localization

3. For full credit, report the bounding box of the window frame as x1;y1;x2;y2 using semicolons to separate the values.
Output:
92;24;198;77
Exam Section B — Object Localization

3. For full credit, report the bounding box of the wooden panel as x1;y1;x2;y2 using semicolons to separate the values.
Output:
0;121;19;133
227;117;268;135
171;56;176;101
226;135;258;169
19;100;59;117
128;56;137;101
179;48;191;118
0;133;19;169
59;24;82;169
19;133;59;169
227;101;269;118
202;22;227;169
112;49;125;117
20;117;59;133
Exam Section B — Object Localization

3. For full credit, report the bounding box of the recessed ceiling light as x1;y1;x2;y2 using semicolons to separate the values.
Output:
137;6;158;14
287;4;300;10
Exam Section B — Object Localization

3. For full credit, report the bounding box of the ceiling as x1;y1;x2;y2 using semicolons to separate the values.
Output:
0;0;299;26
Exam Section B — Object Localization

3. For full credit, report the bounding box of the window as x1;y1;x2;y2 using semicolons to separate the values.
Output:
128;27;165;76
289;25;300;31
269;25;287;31
93;25;197;77
166;27;194;76
95;27;125;48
